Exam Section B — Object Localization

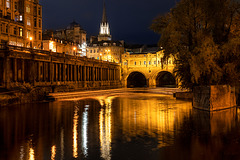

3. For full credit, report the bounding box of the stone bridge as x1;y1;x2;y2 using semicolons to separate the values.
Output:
121;52;176;88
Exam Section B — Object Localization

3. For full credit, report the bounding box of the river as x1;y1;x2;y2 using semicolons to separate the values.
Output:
1;90;240;160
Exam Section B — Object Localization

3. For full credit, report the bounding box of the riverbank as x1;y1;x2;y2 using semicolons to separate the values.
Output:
0;84;49;107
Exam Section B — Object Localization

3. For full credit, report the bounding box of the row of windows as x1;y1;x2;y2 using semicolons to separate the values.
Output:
88;48;121;53
0;23;23;36
124;60;172;66
26;30;41;40
26;4;41;16
0;1;41;16
0;23;41;41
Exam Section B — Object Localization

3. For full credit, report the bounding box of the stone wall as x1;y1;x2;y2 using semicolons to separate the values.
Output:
193;85;236;111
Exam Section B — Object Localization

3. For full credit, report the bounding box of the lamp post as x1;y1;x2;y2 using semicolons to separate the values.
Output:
29;36;33;48
100;53;102;60
73;47;76;56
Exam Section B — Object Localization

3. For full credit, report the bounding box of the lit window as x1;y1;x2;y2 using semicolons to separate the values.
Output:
6;0;10;8
26;5;30;13
26;31;30;38
20;15;22;21
27;17;31;26
144;61;146;65
19;28;22;36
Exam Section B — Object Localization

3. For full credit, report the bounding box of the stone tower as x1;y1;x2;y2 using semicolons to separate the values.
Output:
98;1;111;41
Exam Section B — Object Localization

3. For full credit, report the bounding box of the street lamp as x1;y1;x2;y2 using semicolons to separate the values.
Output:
29;36;33;48
100;53;102;60
73;47;76;56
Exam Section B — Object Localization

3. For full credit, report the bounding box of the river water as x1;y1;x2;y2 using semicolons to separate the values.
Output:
1;91;240;160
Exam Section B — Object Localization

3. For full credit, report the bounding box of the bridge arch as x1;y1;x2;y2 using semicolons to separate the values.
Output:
127;71;147;88
156;71;176;88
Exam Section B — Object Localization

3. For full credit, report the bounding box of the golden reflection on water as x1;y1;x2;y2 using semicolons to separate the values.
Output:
51;145;56;160
60;128;64;160
73;106;79;158
99;97;112;160
29;148;35;160
119;94;192;148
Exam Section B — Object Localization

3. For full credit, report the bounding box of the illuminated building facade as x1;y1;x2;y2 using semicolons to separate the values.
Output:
42;21;87;56
0;0;42;48
87;1;124;63
87;41;124;63
42;39;78;56
121;48;175;88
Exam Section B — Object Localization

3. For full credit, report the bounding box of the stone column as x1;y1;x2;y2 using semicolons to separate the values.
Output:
100;68;103;81
73;65;77;81
30;54;37;86
3;56;10;88
70;64;72;81
14;58;17;82
50;59;53;85
21;59;25;82
63;63;66;82
92;67;95;82
83;66;86;81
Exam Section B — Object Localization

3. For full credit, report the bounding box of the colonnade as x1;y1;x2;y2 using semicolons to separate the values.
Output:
0;45;121;90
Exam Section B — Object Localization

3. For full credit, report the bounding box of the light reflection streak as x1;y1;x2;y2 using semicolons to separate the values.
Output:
82;105;89;157
99;98;112;160
19;146;24;160
51;145;56;160
61;128;64;160
119;96;192;148
29;147;35;160
73;106;79;158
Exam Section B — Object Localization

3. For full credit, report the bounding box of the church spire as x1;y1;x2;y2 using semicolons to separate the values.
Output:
102;1;108;24
98;0;111;41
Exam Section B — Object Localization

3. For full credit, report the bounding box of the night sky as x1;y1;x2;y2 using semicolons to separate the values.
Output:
40;0;177;44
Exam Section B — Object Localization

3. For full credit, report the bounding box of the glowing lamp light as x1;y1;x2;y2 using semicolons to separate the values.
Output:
73;47;76;51
29;37;33;41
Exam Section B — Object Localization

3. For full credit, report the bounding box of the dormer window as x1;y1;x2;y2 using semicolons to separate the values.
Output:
103;42;108;46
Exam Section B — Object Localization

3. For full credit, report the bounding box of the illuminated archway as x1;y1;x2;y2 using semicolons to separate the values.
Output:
156;71;176;88
127;72;147;88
